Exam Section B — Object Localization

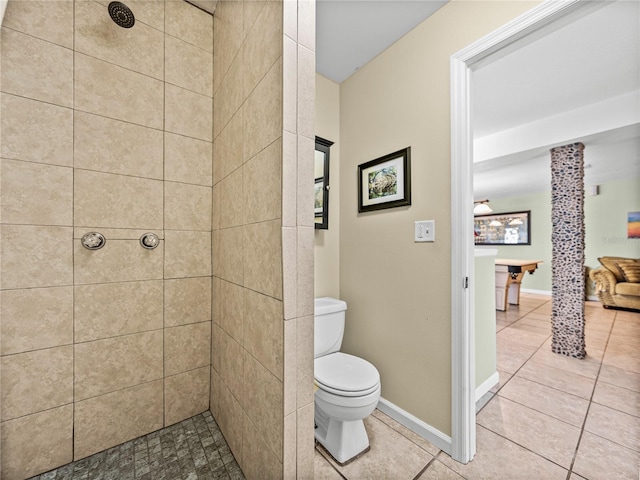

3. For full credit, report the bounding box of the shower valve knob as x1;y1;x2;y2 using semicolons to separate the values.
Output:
140;233;159;249
81;232;106;250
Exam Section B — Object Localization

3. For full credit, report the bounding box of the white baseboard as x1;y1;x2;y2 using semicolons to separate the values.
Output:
376;397;452;455
475;372;499;402
520;288;551;296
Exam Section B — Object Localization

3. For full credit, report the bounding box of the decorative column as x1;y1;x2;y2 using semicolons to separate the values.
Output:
550;142;586;358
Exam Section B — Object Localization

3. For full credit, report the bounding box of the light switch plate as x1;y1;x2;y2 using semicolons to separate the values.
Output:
415;220;435;242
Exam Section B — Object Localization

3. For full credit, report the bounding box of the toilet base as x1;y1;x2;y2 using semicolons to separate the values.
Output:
316;439;370;467
314;409;371;465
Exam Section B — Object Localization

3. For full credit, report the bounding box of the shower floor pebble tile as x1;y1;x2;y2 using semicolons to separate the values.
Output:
28;412;245;480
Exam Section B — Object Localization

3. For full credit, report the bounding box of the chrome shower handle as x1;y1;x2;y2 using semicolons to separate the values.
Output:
140;232;159;250
81;232;106;250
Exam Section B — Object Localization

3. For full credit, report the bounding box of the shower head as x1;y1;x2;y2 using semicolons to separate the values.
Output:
108;1;135;29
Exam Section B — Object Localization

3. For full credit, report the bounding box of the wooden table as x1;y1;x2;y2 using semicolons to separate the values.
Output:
494;259;543;311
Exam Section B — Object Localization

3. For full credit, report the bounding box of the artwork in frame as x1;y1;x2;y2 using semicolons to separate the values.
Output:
629;211;640;239
314;178;324;217
358;147;411;213
474;210;531;245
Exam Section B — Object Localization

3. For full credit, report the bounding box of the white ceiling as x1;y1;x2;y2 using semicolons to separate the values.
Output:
315;0;640;201
316;0;447;83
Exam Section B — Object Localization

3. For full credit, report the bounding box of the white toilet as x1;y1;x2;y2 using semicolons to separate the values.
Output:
314;297;381;465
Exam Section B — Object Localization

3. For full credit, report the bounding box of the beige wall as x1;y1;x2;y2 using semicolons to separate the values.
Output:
338;1;538;436
211;1;315;478
0;1;215;479
314;74;340;297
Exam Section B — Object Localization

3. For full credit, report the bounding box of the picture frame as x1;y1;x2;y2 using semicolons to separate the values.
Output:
474;210;531;245
358;147;411;213
314;177;324;217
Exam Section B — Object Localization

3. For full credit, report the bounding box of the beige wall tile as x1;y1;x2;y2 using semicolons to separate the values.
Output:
74;53;163;129
165;34;213;97
0;225;73;289
164;230;211;278
2;0;74;48
165;182;212;231
75;330;163;401
244;139;282;224
75;280;164;342
74;170;163;229
218;382;244;467
212;185;221;231
214;108;244;183
242;408;283;479
244;0;267;36
213;0;243;95
297;226;315;317
0;405;73;480
220;168;244;228
164;366;210;426
165;133;213;186
74;239;163;284
211;322;222;372
74;380;163;459
244;220;283;299
296;402;315;479
296;315;314;408
297;134;315;227
75;0;163;80
0;29;73;107
219;329;244;405
282;227;297;320
0;93;73;167
220;280;243;343
1;346;73;421
243;1;282;98
0;287;73;355
210;367;221;418
282;131;297;228
213;50;244;140
212;276;221;326
244;58;282;161
283;36;297;135
74;112;163;180
165;83;213;142
1;159;73;226
244;351;284;458
165;0;213;53
217;227;244;285
165;277;212;327
283;319;297;416
165;321;211;376
283;412;296;479
297;45;315;140
244;289;283;380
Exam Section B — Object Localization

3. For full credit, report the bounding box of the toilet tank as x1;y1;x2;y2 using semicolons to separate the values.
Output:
314;297;347;358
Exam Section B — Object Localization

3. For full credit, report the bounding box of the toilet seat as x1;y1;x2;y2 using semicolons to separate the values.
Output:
315;352;380;397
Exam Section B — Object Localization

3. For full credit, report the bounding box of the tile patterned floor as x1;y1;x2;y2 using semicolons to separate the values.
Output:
29;412;245;480
315;294;640;480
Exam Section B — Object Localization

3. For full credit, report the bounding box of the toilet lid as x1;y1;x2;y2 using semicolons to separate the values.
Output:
314;352;380;395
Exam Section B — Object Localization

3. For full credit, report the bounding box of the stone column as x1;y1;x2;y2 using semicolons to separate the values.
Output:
550;142;586;358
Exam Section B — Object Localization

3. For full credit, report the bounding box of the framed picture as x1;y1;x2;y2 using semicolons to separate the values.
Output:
474;210;531;245
358;147;411;213
314;177;324;217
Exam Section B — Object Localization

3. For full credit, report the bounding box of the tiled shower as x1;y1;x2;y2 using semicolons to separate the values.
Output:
0;1;316;479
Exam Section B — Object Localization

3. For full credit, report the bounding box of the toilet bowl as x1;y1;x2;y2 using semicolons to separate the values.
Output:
314;298;381;465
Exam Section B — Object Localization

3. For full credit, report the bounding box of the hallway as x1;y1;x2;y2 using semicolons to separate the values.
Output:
315;294;640;479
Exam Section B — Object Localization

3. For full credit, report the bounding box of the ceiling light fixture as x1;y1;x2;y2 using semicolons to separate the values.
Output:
473;199;492;215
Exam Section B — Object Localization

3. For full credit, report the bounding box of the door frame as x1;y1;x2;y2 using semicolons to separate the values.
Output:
449;0;594;463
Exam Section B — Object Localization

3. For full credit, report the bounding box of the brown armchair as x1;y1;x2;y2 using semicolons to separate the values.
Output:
589;257;640;311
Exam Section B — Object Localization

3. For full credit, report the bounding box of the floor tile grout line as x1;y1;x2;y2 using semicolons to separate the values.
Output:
564;308;617;479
